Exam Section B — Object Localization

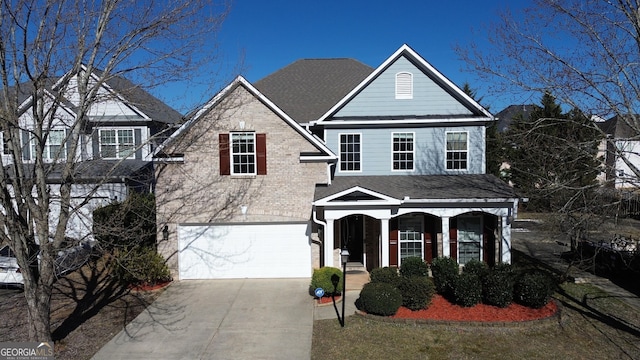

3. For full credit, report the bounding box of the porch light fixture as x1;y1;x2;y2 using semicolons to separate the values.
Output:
240;205;248;220
162;225;169;242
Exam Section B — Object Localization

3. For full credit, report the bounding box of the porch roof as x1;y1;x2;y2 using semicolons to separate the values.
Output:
314;175;517;202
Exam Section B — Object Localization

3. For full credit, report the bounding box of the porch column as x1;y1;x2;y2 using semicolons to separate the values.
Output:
501;215;512;264
442;216;450;257
380;218;390;267
324;219;335;268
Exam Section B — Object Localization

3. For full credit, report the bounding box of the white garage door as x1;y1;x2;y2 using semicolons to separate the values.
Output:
177;223;311;279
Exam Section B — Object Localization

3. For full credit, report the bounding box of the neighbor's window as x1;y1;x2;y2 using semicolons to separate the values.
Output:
457;216;482;265
392;132;414;171
340;133;361;172
446;131;468;170
395;72;413;99
399;216;422;264
100;129;135;159
231;132;256;175
31;129;66;160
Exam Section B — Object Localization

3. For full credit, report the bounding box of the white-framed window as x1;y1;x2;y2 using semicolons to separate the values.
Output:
458;216;482;265
392;132;414;171
399;216;423;264
395;72;413;99
100;129;135;159
231;132;256;175
339;133;361;172
1;131;9;155
446;131;468;170
31;129;66;161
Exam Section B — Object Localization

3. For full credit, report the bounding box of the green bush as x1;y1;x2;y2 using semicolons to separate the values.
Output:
113;246;171;286
310;267;343;295
399;256;428;278
369;267;400;287
453;273;482;307
462;259;489;281
94;192;156;250
430;257;459;298
514;271;556;309
357;282;402;316
397;276;435;311
482;263;516;308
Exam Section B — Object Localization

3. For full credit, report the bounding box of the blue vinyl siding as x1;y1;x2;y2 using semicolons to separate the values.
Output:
327;126;485;176
335;56;473;118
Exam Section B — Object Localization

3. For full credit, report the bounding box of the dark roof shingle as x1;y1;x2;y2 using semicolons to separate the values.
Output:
255;58;373;123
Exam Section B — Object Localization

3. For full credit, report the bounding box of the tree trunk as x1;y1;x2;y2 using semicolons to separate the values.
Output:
23;282;53;341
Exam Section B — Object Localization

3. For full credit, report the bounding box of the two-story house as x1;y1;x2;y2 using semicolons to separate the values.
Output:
154;45;519;280
5;66;181;241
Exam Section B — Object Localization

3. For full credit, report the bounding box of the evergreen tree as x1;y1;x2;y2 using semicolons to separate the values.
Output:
505;92;602;211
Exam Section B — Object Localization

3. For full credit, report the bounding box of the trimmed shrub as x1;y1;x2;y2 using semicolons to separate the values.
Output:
113;246;171;286
369;267;400;287
462;259;489;281
430;257;459;298
357;282;402;316
453;273;482;307
482;263;516;308
310;267;343;295
514;271;556;308
397;276;435;311
399;256;428;278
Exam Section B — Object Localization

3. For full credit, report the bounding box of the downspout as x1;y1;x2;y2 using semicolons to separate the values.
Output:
312;205;326;267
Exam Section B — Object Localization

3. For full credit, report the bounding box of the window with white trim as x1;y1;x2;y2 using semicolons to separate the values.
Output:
100;129;135;159
392;132;414;170
339;133;361;171
446;131;468;170
457;216;482;265
32;129;66;160
399;216;422;264
231;132;256;175
395;72;413;99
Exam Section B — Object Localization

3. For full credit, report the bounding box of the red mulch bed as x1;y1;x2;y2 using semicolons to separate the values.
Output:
129;281;172;292
391;295;557;322
317;295;341;305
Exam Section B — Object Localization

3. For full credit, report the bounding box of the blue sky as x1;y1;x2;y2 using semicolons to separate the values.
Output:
170;0;531;113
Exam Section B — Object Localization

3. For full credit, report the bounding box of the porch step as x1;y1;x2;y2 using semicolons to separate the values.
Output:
345;262;367;273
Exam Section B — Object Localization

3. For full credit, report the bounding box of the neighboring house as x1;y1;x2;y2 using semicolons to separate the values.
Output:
494;104;536;133
3;66;181;241
154;44;520;280
597;115;640;189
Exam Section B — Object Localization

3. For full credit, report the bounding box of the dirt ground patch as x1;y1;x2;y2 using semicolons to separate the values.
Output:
0;257;165;360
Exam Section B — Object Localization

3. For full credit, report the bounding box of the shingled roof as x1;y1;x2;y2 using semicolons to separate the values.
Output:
254;58;373;123
314;174;517;201
598;114;640;139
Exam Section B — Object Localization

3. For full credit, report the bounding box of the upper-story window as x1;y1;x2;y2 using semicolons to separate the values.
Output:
1;131;9;155
395;72;413;99
339;133;361;172
231;132;256;175
219;132;267;176
446;131;468;170
100;129;135;159
392;132;414;171
30;129;66;161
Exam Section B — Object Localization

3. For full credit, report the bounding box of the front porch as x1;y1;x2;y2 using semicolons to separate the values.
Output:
312;175;519;269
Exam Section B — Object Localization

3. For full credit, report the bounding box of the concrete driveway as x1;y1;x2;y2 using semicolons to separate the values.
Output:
92;279;314;360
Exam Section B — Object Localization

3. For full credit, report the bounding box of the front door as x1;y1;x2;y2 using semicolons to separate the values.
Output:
341;215;363;263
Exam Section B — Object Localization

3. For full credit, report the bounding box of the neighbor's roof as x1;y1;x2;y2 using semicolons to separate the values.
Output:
314;174;517;202
598;114;639;139
4;160;152;183
494;104;537;132
254;58;373;124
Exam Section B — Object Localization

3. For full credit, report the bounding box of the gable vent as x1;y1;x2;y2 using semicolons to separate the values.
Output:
395;72;413;99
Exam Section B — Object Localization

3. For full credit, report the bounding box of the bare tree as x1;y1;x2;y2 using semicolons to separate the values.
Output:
0;0;230;341
458;0;640;275
458;0;640;180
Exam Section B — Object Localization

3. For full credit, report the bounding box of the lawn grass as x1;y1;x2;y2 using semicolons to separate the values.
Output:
312;281;640;359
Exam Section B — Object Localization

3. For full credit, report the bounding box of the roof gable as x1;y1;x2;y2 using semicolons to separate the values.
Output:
316;44;492;124
155;76;336;160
